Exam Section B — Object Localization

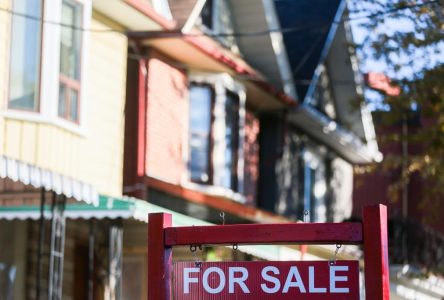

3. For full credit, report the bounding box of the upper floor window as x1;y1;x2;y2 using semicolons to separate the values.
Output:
197;0;239;52
59;0;83;123
222;90;240;191
7;0;90;129
8;0;42;111
188;75;245;194
200;0;214;30
189;84;213;183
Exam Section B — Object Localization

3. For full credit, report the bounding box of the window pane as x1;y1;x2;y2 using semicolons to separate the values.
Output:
70;88;79;122
200;0;213;29
58;84;67;117
220;91;239;191
59;0;82;123
300;150;327;222
189;85;213;183
60;0;82;80
8;0;42;111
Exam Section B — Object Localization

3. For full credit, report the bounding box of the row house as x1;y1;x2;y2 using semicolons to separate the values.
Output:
0;0;382;299
122;0;381;293
0;0;323;299
0;0;184;299
125;0;381;222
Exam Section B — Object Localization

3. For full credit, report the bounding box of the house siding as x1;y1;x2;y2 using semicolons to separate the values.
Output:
0;14;127;197
145;50;188;184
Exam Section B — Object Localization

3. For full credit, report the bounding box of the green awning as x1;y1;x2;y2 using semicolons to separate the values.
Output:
0;194;303;261
0;195;210;226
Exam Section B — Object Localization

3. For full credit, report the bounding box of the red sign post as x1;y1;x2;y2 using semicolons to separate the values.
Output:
148;204;390;300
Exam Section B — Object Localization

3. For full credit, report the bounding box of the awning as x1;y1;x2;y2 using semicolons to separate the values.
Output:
0;156;98;205
0;194;303;261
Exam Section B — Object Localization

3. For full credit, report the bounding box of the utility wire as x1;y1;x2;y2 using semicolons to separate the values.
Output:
0;0;442;37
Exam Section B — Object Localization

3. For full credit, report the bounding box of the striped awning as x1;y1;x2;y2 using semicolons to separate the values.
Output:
0;156;98;205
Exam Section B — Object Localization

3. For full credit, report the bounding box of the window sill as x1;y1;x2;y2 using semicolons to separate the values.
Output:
3;110;86;137
182;181;247;205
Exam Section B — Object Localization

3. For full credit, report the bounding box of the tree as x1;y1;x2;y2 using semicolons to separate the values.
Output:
349;0;444;225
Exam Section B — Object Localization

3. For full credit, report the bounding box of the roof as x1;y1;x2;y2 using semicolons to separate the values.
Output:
274;0;345;100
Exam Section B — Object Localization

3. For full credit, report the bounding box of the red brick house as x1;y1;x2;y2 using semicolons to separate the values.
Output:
123;0;380;233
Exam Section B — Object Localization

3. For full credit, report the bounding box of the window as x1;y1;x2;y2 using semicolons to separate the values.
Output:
200;0;214;30
59;0;83;123
299;150;327;222
189;84;213;183
8;0;43;111
221;91;239;191
6;0;90;129
197;0;239;52
188;77;245;194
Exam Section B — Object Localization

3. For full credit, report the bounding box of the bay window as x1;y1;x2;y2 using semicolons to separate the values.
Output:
188;75;245;195
7;0;90;129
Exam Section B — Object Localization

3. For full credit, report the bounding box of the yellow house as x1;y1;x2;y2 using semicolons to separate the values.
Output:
0;0;174;298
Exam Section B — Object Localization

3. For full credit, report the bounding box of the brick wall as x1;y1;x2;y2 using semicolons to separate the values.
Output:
243;110;259;206
145;51;188;184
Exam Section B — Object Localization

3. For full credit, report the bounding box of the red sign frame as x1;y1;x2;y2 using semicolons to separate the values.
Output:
147;204;390;300
173;261;360;300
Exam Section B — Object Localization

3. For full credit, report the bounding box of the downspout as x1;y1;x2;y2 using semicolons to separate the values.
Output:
36;188;46;300
136;56;149;200
137;57;147;178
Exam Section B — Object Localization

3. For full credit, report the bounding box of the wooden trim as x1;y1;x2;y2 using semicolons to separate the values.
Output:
164;222;363;246
146;176;290;223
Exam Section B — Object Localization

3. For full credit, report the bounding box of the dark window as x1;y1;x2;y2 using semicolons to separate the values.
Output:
200;0;214;30
58;0;82;123
221;91;239;191
189;84;213;183
188;82;241;192
8;0;42;111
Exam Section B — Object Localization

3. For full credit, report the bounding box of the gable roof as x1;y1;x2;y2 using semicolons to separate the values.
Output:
274;0;345;100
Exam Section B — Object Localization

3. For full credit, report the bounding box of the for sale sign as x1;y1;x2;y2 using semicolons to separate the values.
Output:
173;260;359;299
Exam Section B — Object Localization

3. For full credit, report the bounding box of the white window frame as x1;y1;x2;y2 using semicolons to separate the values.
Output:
183;73;247;203
4;0;91;135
